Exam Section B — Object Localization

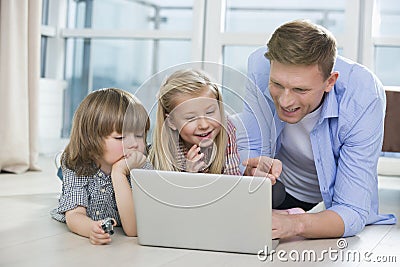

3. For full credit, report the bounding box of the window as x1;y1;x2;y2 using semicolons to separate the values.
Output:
373;0;400;86
225;0;346;35
61;0;196;137
40;0;400;154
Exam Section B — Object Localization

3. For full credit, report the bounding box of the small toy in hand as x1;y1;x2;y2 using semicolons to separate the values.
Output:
101;217;115;235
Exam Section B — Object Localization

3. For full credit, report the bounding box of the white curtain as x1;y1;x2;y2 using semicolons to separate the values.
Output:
0;0;41;174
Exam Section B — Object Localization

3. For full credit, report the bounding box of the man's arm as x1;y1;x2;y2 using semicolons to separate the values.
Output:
236;47;276;173
272;210;344;239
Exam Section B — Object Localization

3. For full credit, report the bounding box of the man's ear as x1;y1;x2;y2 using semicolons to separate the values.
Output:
324;71;339;93
165;114;177;131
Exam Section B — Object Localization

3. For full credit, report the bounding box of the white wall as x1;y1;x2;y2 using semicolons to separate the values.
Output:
38;79;69;155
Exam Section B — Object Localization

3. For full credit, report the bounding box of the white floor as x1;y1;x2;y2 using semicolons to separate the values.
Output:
0;155;399;266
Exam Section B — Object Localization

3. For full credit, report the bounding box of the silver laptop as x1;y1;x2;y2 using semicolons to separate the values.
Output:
131;169;279;254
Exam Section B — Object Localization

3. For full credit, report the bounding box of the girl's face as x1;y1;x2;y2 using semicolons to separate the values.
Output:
98;131;146;174
167;86;222;149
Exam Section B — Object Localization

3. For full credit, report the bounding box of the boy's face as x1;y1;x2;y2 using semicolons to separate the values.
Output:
100;131;146;172
269;61;338;124
167;87;222;149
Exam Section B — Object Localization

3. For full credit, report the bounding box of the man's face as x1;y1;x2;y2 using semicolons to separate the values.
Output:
268;61;337;124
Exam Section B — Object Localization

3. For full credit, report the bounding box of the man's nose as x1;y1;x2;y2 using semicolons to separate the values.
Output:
279;89;295;107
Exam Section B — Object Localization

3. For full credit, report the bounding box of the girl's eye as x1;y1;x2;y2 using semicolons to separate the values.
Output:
135;134;144;138
114;136;124;140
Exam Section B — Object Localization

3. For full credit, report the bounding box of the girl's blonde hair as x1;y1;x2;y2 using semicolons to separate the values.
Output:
149;69;227;174
62;88;150;176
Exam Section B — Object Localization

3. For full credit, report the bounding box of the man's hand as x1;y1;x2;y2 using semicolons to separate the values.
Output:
242;156;282;184
271;211;302;239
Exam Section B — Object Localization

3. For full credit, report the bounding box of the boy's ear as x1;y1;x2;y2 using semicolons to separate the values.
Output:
166;114;177;131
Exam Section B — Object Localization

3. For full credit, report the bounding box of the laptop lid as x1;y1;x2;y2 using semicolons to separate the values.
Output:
131;169;278;254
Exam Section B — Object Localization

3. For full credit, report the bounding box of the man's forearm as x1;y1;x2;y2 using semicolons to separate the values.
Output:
297;210;345;238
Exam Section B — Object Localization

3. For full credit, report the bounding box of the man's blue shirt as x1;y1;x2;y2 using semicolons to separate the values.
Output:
237;46;397;237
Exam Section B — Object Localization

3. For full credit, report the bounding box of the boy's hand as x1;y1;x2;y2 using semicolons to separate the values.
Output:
124;151;146;170
89;220;112;245
113;151;146;175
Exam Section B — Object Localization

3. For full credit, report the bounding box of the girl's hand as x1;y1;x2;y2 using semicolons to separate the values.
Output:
89;220;112;245
186;144;206;172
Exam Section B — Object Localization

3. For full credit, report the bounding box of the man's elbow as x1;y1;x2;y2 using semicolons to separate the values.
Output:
338;209;367;237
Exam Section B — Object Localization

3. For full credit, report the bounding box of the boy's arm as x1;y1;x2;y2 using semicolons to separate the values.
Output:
111;167;137;236
111;151;146;236
65;207;112;244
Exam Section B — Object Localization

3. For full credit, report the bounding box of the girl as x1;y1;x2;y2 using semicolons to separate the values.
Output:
149;69;241;175
149;69;290;210
51;88;151;245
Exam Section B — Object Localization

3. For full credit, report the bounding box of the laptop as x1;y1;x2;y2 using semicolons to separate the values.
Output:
131;169;279;254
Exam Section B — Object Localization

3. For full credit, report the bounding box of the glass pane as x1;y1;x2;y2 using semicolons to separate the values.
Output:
222;45;260;113
67;0;193;30
223;45;259;75
158;40;192;72
159;6;193;31
225;0;346;35
375;0;400;36
63;38;91;137
90;39;153;92
375;46;400;86
42;0;49;25
63;38;191;137
40;36;47;78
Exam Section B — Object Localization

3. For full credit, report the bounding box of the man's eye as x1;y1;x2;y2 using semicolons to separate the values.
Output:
206;110;215;115
270;81;282;89
294;88;307;93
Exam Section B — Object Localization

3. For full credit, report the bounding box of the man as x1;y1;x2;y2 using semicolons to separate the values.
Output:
237;19;396;239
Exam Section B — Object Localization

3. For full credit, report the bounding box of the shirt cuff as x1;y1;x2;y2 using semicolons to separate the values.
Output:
328;204;366;237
